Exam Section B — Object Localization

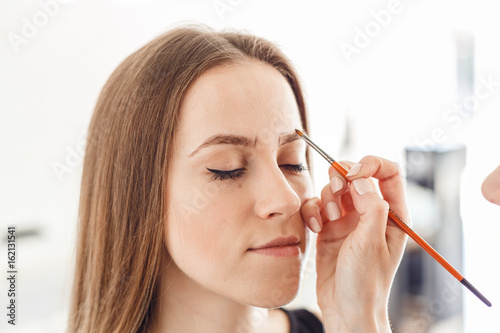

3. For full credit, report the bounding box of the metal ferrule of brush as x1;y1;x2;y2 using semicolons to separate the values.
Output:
301;133;336;165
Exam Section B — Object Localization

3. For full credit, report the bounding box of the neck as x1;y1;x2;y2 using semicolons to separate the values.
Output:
150;258;273;333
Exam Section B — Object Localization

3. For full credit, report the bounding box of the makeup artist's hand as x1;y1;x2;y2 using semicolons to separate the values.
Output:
301;155;410;332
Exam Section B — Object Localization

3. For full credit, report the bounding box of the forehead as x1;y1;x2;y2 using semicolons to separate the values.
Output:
175;60;302;150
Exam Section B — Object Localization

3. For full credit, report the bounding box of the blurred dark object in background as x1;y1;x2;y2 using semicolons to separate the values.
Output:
389;145;466;333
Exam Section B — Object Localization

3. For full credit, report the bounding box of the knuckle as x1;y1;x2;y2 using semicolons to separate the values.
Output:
361;155;377;164
359;155;378;171
393;161;404;178
301;196;317;211
368;199;389;215
300;197;311;208
320;184;332;198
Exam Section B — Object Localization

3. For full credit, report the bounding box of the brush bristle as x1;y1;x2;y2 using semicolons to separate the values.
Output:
295;129;303;136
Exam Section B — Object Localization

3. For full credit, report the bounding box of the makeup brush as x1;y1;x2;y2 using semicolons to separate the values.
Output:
295;129;492;307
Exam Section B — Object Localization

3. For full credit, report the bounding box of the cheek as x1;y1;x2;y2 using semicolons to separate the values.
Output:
292;173;314;202
164;187;243;271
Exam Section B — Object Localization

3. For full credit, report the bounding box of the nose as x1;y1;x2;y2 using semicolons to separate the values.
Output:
253;163;302;220
482;164;500;205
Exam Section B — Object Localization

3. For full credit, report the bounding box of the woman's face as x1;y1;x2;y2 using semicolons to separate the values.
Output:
482;164;500;205
164;60;313;307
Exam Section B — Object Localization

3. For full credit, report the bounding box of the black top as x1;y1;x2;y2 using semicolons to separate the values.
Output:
278;307;325;333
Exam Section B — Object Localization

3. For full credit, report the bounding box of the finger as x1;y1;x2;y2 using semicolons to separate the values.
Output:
345;156;410;227
348;177;390;246
329;161;355;211
301;197;323;233
327;163;348;195
320;180;342;223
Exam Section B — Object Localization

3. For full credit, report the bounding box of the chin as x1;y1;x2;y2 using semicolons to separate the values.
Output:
246;293;300;309
242;276;302;308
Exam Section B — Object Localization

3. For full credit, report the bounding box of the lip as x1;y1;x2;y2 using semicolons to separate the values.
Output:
249;236;300;250
248;245;300;257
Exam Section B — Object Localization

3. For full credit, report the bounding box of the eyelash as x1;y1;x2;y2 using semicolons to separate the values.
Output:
207;163;307;182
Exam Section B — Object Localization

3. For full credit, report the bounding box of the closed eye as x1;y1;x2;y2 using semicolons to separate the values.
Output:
206;163;307;182
282;163;307;174
206;168;246;181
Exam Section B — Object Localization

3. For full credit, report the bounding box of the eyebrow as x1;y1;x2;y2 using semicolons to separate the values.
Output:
188;130;301;158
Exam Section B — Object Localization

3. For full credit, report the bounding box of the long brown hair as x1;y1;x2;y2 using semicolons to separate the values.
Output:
68;23;312;333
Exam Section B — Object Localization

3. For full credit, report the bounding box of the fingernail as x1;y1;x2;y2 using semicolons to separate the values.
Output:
330;176;343;194
326;202;340;221
346;163;362;177
309;216;321;233
352;178;373;196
